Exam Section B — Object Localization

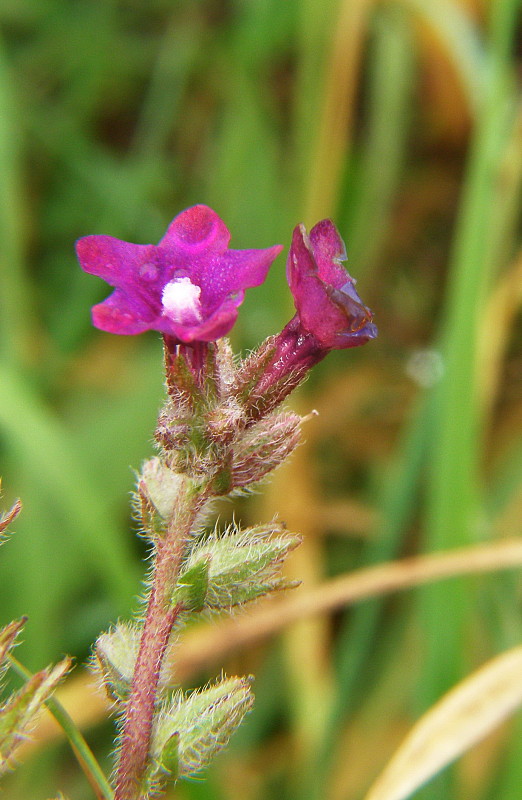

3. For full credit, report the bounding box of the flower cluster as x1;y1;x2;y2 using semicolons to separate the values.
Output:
75;205;377;800
76;205;376;357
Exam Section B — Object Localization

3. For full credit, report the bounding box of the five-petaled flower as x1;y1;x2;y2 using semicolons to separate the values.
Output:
76;205;282;343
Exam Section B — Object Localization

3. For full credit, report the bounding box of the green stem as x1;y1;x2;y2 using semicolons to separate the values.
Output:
8;656;114;800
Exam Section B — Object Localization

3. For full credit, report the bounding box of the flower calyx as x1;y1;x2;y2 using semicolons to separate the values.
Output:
144;676;254;791
173;523;301;612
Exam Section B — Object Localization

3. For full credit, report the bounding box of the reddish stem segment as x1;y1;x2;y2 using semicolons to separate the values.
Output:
114;486;205;800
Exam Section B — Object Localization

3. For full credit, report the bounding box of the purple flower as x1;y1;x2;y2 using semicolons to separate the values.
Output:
76;205;282;343
234;219;377;420
287;220;377;349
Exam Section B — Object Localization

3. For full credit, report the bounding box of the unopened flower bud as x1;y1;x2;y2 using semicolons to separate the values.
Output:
148;676;254;785
140;459;186;519
230;411;302;489
207;399;245;444
155;407;191;450
94;624;140;702
174;523;301;610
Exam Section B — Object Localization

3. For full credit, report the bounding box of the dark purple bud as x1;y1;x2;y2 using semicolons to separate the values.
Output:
235;219;377;419
287;220;377;349
76;205;282;344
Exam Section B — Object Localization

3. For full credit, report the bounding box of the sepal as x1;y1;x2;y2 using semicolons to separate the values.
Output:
146;676;253;787
232;338;278;408
163;341;203;406
175;523;301;610
0;658;71;774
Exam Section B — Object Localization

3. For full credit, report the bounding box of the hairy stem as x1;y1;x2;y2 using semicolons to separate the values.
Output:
114;481;206;800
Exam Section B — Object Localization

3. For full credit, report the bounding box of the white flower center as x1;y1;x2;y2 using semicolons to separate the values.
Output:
161;277;202;324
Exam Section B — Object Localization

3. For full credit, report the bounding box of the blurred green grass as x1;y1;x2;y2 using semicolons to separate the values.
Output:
1;1;522;798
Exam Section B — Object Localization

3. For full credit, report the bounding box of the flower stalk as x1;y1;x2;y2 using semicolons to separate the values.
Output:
75;206;377;800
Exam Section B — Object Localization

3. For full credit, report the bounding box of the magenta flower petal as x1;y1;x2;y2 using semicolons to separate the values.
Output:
76;235;152;284
91;290;153;335
287;221;377;349
76;205;282;342
308;219;348;286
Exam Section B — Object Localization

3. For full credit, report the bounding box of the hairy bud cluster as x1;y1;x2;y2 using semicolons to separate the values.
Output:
152;339;308;482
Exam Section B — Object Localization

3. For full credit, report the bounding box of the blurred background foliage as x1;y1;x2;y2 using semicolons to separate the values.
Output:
1;0;522;798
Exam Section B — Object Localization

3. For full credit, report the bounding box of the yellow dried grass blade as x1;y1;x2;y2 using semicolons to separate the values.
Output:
364;645;522;800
